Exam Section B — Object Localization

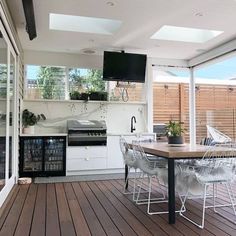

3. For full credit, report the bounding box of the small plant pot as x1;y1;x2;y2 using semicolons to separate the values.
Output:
89;92;100;101
80;93;89;101
23;126;35;134
168;136;184;145
89;92;108;101
70;91;81;100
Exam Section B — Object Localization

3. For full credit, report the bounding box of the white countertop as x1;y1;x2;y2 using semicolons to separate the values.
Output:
19;132;155;137
20;133;68;137
107;132;155;136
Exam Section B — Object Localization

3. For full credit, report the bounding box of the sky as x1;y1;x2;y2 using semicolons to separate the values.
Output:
26;65;39;80
174;56;236;80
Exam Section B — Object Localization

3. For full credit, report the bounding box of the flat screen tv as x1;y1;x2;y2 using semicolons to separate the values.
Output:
103;51;147;83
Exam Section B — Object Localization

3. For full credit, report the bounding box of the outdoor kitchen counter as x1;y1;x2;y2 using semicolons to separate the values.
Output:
20;133;68;137
107;132;155;136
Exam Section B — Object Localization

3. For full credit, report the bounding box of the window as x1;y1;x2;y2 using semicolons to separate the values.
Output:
68;68;105;93
25;65;145;102
152;68;190;141
25;65;66;100
0;64;7;98
195;55;236;143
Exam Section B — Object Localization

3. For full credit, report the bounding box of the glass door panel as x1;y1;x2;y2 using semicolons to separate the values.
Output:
44;138;64;171
8;52;14;178
23;138;43;172
0;31;7;191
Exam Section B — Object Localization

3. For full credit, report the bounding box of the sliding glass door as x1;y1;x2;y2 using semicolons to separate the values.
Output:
0;19;17;206
0;28;7;192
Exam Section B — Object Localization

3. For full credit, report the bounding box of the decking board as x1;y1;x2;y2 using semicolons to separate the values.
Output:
0;180;235;236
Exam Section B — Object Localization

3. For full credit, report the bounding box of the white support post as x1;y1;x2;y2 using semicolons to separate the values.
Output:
65;67;70;100
145;58;153;133
189;67;196;146
14;56;19;180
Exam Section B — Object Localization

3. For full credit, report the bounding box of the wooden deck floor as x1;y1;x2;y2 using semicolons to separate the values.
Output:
0;179;235;236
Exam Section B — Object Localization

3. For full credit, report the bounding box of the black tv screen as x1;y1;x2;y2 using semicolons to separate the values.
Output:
103;51;147;83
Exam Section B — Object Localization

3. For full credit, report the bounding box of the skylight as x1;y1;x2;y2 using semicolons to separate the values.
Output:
49;13;122;35
151;25;223;43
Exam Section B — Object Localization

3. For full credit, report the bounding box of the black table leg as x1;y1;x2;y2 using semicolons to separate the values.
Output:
168;159;175;224
125;164;128;189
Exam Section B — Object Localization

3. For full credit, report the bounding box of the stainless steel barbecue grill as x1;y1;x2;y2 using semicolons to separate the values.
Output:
67;120;107;146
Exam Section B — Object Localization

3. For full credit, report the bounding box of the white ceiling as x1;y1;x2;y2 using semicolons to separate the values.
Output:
6;0;236;60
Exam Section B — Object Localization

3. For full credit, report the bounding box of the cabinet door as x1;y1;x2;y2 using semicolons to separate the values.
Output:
107;136;124;169
22;138;43;172
67;146;107;172
44;137;65;172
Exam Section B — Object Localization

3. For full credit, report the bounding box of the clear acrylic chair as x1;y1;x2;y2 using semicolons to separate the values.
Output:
179;143;236;229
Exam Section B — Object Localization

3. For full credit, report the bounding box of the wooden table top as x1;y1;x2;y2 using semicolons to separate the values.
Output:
138;142;210;159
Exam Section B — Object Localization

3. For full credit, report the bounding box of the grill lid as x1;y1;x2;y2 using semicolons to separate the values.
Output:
67;120;106;130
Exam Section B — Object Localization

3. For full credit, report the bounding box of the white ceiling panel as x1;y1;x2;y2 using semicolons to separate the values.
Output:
6;0;236;60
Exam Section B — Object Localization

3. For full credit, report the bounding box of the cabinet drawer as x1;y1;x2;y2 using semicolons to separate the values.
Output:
67;146;107;159
67;157;107;171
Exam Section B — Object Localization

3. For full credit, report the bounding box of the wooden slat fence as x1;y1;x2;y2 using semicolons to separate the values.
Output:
153;82;236;143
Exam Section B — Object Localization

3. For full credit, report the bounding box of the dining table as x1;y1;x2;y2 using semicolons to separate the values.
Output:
127;142;211;224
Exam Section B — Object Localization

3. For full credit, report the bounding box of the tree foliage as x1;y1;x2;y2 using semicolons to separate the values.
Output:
36;66;65;99
0;64;7;98
69;68;105;92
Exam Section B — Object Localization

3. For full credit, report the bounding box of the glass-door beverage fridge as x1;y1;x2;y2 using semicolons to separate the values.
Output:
19;136;66;177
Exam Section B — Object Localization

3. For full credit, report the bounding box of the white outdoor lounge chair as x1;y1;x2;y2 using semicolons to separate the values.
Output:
179;143;236;229
120;137;139;200
206;125;232;144
132;140;185;215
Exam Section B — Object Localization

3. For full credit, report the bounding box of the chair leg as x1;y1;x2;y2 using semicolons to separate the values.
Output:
180;189;189;214
132;169;137;201
201;185;208;229
213;183;216;212
136;174;167;207
180;184;208;229
147;176;152;214
146;176;181;215
214;183;236;223
227;183;236;217
135;172;144;204
205;183;236;209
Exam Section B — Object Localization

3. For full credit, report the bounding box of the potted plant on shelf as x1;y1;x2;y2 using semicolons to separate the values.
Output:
89;91;108;101
166;120;185;145
80;92;89;101
70;91;80;100
22;109;46;134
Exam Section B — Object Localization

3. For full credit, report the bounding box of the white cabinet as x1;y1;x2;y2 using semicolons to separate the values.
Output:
67;146;107;172
107;133;156;169
66;133;155;174
106;136;124;169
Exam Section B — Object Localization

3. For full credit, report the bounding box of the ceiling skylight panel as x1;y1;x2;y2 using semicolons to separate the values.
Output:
49;13;122;35
151;25;223;43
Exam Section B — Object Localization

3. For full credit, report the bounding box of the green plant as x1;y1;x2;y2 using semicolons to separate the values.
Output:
70;91;81;100
166;120;185;137
89;91;108;101
80;92;89;101
36;66;65;99
22;109;46;127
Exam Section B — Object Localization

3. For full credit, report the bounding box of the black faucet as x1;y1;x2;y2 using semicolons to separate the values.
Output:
131;116;136;133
